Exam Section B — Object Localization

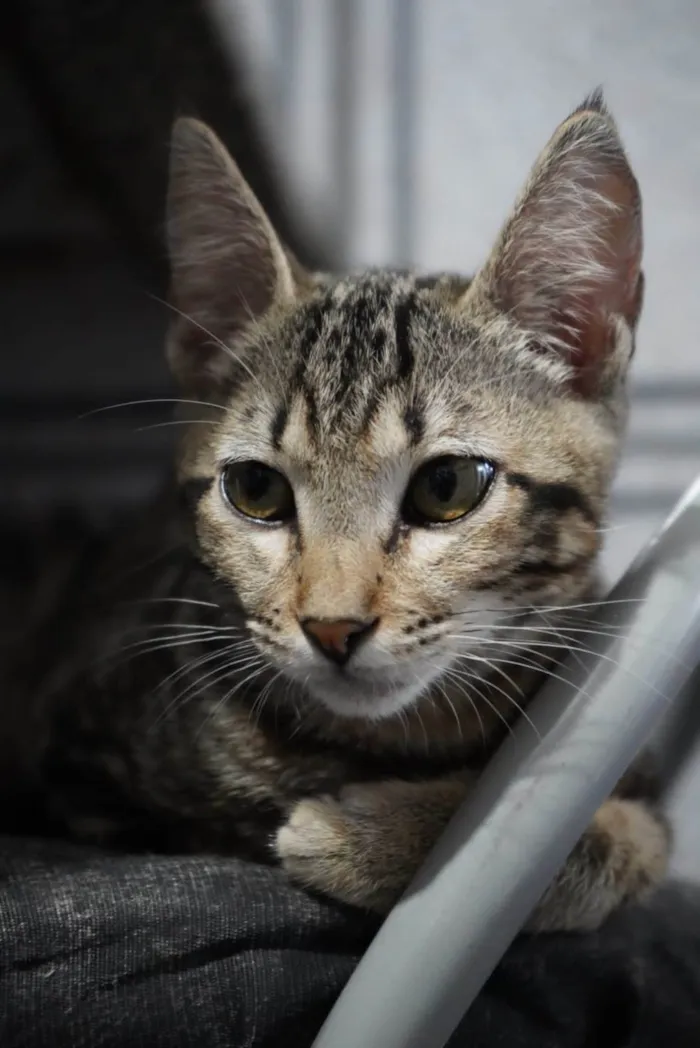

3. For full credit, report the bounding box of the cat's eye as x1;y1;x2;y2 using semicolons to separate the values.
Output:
403;456;495;525
221;461;295;523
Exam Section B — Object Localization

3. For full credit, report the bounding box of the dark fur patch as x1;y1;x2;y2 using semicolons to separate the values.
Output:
506;472;596;524
372;329;387;356
293;301;325;390
394;293;416;380
303;387;320;441
514;553;594;578
383;520;403;555
403;405;425;445
270;403;289;450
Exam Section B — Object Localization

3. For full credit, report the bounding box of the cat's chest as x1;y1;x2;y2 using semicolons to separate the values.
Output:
212;702;481;811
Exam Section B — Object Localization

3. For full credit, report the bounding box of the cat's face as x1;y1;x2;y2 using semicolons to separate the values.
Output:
166;94;643;721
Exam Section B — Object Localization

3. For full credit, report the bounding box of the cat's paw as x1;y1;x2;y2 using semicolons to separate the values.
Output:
592;798;670;902
276;795;345;878
276;792;385;909
529;798;670;932
276;778;469;911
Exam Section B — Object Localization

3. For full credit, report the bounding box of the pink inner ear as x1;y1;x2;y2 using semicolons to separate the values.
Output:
565;175;641;395
550;304;616;398
496;138;643;396
590;168;643;323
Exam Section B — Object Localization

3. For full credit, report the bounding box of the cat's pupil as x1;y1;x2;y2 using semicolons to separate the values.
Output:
245;465;271;502
429;466;457;503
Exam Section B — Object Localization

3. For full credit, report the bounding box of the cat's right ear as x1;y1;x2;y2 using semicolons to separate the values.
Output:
166;118;296;391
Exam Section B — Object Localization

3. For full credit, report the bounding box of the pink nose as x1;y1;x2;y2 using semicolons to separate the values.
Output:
300;618;378;666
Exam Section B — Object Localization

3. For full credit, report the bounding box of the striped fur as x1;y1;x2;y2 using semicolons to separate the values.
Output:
5;95;670;929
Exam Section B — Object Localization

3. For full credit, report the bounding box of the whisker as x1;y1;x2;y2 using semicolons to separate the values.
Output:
151;637;257;697
445;628;688;669
198;662;271;739
454;638;675;708
450;596;647;621
432;668;477;744
146;647;238;731
440;684;465;744
453;648;593;709
537;610;586;672
134;419;224;432
451;622;628;640
149;294;266;394
125;621;239;635
413;703;430;751
151;650;264;730
451;652;542;741
248;670;286;729
469;633;686;673
445;668;518;741
397;705;411;749
153;646;232;695
114;629;236;654
196;664;272;741
77;397;225;421
101;632;230;670
125;596;222;610
174;649;264;708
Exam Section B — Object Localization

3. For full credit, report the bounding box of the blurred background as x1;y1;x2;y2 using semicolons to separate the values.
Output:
2;1;699;872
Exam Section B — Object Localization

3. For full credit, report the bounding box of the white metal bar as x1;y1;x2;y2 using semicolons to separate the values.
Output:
312;475;700;1048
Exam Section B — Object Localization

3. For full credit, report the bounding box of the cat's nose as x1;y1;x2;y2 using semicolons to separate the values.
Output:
300;617;378;666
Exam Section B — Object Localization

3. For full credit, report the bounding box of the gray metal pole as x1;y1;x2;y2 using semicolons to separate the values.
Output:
272;0;300;139
331;0;358;264
311;475;700;1048
391;0;417;268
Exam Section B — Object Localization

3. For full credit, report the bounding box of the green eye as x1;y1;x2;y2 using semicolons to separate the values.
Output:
403;456;495;525
221;461;295;523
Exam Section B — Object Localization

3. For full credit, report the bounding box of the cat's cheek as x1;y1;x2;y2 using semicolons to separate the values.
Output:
236;526;298;611
247;525;292;573
406;526;456;563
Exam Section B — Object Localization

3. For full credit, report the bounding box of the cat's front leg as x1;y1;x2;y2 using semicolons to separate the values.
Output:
276;775;472;912
527;798;670;932
277;782;670;928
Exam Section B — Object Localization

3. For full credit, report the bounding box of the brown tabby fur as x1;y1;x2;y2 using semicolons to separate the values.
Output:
3;92;669;931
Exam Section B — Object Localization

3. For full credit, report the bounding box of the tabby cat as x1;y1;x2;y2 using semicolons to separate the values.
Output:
7;92;669;930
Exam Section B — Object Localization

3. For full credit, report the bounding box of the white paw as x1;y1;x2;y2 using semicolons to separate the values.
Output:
276;796;348;882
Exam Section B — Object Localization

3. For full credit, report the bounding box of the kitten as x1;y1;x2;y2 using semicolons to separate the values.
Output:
5;92;669;931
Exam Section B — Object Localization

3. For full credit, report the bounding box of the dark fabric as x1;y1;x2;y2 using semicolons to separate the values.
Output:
1;837;699;1047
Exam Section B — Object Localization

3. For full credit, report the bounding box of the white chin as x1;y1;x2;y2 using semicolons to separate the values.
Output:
306;675;425;722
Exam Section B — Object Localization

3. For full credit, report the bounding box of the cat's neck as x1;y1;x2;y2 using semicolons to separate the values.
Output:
262;651;554;768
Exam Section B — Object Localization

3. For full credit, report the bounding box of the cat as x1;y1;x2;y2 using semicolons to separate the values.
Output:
4;91;669;931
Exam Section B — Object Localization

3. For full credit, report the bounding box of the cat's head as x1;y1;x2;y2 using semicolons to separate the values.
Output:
165;93;643;722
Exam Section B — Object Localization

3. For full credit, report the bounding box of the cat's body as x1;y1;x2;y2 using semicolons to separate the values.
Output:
3;93;670;930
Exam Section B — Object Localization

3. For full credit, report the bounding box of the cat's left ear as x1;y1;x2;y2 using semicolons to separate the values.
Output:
469;93;643;397
166;118;299;391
